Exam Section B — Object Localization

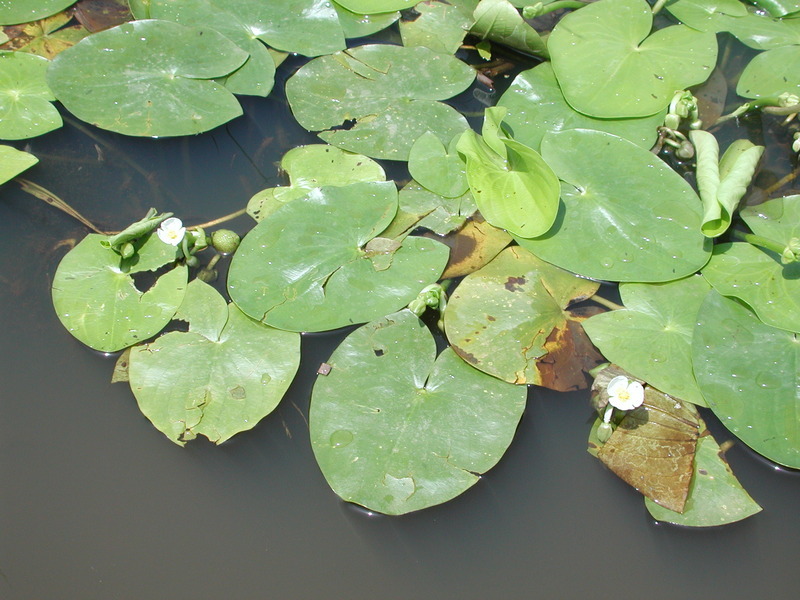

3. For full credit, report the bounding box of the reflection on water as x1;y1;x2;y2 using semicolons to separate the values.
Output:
1;62;799;600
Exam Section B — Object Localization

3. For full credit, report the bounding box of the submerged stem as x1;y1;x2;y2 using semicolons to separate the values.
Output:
651;0;668;14
16;178;108;234
591;293;624;311
189;208;248;230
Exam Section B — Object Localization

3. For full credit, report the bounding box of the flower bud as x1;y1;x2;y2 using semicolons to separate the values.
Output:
211;229;241;254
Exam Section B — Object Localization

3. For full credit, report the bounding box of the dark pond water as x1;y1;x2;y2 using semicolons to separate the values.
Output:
1;52;799;600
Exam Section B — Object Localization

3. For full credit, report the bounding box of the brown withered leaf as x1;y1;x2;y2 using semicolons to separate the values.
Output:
437;216;512;279
594;367;701;513
1;11;88;58
537;306;605;391
74;0;132;33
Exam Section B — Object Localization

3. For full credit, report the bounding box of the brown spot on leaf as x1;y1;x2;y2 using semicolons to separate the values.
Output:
504;276;526;292
453;346;479;365
535;317;605;392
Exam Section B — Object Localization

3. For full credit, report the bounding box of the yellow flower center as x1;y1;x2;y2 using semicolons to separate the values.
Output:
618;390;630;400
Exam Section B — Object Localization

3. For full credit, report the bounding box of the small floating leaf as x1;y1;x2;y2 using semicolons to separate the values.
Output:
0;145;38;184
737;45;800;100
129;279;300;446
47;20;248;137
517;129;711;282
247;145;385;222
0;50;61;140
285;43;474;160
52;232;187;352
0;0;75;25
398;0;472;55
548;0;717;118
583;275;711;406
693;290;800;468
310;309;526;515
229;181;449;332
408;132;469;199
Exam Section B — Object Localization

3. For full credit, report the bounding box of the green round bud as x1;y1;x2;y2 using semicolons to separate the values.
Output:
120;242;135;259
211;229;241;254
597;422;613;444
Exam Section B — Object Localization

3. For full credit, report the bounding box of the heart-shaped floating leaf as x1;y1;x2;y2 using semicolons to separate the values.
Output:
737;45;800;100
645;434;761;526
583;276;710;406
398;0;472;55
548;0;717;118
704;195;800;332
702;243;800;333
0;0;75;25
457;108;561;238
285;43;474;160
690;130;764;238
498;63;664;152
129;279;300;446
516;129;711;282
445;246;603;389
590;366;701;513
52;232;187;352
335;0;418;13
0;51;61;140
0;145;37;184
693;289;800;468
154;0;344;66
408;132;469;199
229;181;450;332
310;309;526;515
470;0;548;58
150;0;276;96
335;4;400;39
665;0;747;32
47;20;248;137
247;145;385;221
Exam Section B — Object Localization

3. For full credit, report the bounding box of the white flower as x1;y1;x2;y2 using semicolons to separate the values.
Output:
157;217;186;246
606;375;644;413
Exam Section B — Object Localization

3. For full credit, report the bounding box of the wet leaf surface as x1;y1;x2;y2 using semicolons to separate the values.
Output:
0;0;75;25
0;145;38;183
0;50;62;139
310;309;526;515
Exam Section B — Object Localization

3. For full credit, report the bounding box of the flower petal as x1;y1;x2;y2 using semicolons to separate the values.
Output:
606;375;630;396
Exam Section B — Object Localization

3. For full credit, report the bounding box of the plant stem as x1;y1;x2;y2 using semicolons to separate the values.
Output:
16;178;108;234
651;0;668;14
591;293;624;311
535;1;587;15
189;208;248;230
761;165;800;196
730;228;786;255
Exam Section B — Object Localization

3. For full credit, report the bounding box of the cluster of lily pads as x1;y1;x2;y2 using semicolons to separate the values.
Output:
3;0;799;524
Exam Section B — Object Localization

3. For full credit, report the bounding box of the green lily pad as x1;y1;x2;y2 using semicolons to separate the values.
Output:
471;0;548;58
128;279;300;446
516;129;710;282
47;20;248;137
498;62;664;153
444;246;604;389
583;276;710;406
408;132;469;199
0;51;61;140
334;3;399;39
665;0;748;32
737;45;800;99
0;0;75;25
752;0;800;18
247;145;386;221
310;309;526;515
381;181;477;240
154;0;345;58
702;242;800;334
334;0;417;13
457;107;561;238
645;434;762;526
0;145;37;184
548;0;717;118
150;0;277;96
693;289;800;468
229;181;450;332
52;232;187;352
285;43;474;160
128;0;150;19
398;0;473;54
